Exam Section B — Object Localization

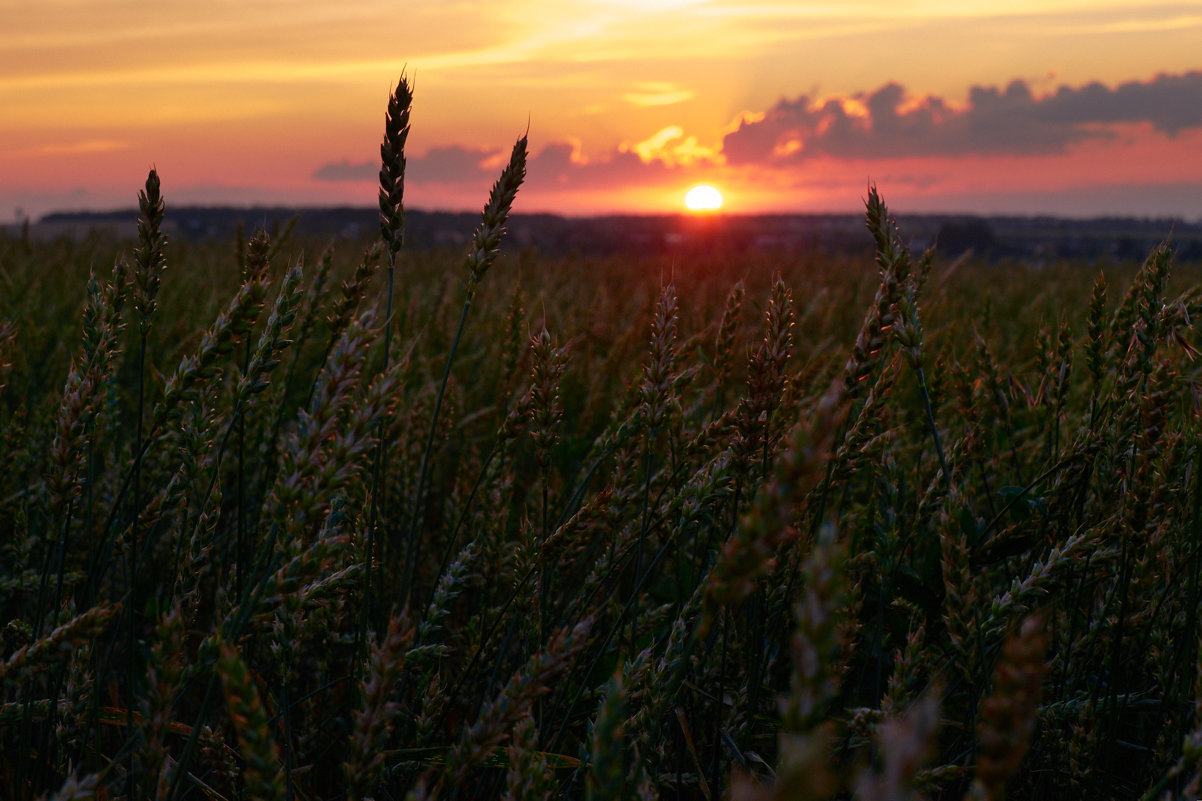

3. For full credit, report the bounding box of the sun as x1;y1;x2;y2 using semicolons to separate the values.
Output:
684;184;723;212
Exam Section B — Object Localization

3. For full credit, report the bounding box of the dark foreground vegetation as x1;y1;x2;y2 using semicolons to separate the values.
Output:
5;79;1202;801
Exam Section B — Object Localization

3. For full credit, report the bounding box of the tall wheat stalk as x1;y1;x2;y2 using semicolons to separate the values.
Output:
401;133;528;608
367;73;413;640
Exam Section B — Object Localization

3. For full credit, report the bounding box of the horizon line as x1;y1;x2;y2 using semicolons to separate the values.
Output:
18;203;1202;226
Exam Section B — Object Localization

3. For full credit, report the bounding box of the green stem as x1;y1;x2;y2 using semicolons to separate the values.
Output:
915;365;950;490
362;252;396;658
127;328;148;793
401;288;474;608
236;337;249;597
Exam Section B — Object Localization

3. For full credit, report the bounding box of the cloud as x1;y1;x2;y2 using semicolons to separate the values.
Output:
408;145;500;184
311;159;376;181
622;126;718;166
527;142;677;190
312;138;695;196
313;145;500;185
25;139;130;157
621;82;694;107
1038;72;1202;134
722;71;1202;165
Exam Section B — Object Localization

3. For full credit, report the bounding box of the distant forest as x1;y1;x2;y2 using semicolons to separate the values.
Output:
24;205;1202;263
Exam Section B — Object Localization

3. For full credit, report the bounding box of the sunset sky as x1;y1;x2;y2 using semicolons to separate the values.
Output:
3;1;1202;220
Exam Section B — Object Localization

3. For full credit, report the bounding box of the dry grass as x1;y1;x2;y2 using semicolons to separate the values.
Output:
2;76;1202;800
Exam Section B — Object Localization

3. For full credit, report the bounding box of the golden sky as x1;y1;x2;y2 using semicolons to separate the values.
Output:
3;0;1202;219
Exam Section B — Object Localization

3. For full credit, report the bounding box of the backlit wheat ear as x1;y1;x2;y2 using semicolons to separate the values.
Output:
441;618;592;790
345;613;414;800
242;227;272;282
466;134;528;289
269;313;379;526
236;256;303;401
157;270;270;428
330;244;383;335
970;616;1048;801
781;526;852;734
217;641;286;801
530;327;567;474
503;715;554;801
288;246;333;360
0;319;18;396
416;540;479;653
735;275;794;471
0;603;119;684
132;168;167;334
841;186;909;399
140;603;186;797
855;688;941;801
712;279;745;394
379;73;412;257
1109;242;1172;357
43;773;100;801
639;283;679;432
48;263;127;515
588;674;631;801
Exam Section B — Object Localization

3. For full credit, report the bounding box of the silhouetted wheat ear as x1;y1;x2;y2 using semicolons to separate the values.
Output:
466;134;527;287
132;168;167;334
379;73;412;257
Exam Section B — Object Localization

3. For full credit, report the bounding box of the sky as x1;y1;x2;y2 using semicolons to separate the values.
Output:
3;0;1202;220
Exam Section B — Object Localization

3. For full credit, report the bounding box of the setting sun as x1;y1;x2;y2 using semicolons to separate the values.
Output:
685;184;723;212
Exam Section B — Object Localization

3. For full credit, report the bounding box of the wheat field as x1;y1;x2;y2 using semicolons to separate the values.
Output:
3;76;1202;801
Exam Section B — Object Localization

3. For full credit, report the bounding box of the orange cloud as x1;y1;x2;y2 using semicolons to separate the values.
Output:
5;140;131;158
622;82;695;107
722;72;1202;165
623;126;720;167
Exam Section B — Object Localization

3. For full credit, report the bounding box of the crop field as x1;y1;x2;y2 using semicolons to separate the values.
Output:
5;80;1202;801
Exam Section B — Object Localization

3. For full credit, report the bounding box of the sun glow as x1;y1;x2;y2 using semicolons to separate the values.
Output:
684;184;723;211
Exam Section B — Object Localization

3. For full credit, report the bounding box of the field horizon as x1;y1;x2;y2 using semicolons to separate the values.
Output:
7;203;1202;266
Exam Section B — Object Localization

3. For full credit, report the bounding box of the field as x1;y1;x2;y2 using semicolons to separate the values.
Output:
5;84;1202;801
